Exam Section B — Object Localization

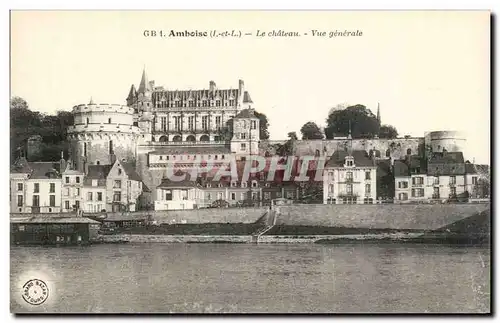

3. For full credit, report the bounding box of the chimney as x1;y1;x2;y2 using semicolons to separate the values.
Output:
59;151;66;173
110;154;117;165
209;80;216;92
238;79;245;103
84;161;89;175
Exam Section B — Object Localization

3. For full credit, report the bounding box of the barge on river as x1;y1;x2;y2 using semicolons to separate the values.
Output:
10;216;101;246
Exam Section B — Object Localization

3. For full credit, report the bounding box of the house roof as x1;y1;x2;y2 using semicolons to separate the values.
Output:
149;146;231;155
152;88;241;102
10;157;32;174
26;162;62;179
376;159;392;177
427;152;466;176
234;108;258;119
393;160;410;177
465;163;490;175
428;151;465;164
325;150;375;168
120;162;142;182
86;165;113;180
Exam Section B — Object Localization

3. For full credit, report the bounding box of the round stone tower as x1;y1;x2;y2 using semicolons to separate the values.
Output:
67;100;141;172
424;131;467;158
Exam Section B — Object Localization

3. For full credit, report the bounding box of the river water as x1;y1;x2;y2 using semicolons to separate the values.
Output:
10;243;490;313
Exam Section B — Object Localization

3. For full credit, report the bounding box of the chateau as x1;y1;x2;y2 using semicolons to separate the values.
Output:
11;69;487;213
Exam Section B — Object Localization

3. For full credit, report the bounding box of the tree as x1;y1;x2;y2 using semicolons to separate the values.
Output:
379;125;398;139
254;111;270;140
10;96;29;110
300;121;324;140
324;104;380;139
10;96;73;163
276;132;297;156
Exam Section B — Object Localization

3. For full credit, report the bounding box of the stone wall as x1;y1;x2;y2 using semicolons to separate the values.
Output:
118;206;269;224
258;138;424;159
150;207;268;224
275;203;489;230
101;234;252;243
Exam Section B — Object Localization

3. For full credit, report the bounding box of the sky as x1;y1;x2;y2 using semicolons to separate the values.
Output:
10;10;490;164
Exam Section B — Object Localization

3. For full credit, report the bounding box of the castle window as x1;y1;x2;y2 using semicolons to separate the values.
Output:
407;148;412;155
241;133;247;140
108;118;112;124
386;149;390;157
216;100;221;106
118;168;122;175
202;101;208;107
159;156;163;160
215;116;221;128
229;100;234;106
175;101;182;107
241;143;246;150
214;155;218;160
133;121;138;127
188;116;194;130
251;120;257;130
202;116;208;130
375;150;381;158
221;155;225;160
86;118;89;125
166;156;169;160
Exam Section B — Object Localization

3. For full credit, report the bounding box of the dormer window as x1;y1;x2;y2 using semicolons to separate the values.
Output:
345;156;355;167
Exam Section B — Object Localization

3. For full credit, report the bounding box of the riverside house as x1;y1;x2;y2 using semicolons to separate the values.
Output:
323;150;378;205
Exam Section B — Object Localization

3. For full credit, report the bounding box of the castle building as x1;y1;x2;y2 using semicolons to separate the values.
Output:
60;68;472;209
67;99;141;173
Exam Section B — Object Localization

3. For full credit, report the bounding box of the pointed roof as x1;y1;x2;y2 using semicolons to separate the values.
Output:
376;103;381;123
127;84;137;100
137;68;152;94
243;91;253;103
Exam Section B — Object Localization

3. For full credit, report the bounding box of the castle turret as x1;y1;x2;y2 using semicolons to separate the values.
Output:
67;103;141;171
230;108;260;160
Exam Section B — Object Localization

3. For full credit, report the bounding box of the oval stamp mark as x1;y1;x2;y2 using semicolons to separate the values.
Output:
22;279;49;305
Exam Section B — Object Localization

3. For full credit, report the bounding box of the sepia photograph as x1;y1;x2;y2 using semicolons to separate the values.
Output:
9;10;491;314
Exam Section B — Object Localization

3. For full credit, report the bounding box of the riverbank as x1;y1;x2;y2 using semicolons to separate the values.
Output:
96;231;490;246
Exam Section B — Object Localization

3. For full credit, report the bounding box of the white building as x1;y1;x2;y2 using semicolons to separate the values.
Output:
155;175;202;210
82;158;149;213
323;150;377;204
393;152;476;202
10;157;64;213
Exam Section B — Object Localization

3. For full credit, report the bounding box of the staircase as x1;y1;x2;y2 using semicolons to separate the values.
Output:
251;210;278;243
